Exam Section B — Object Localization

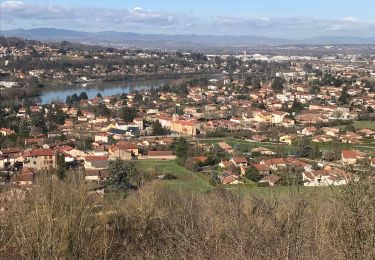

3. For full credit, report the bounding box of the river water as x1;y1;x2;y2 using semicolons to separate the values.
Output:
38;78;170;104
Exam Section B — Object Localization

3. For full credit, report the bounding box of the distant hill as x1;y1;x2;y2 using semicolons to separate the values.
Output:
1;28;375;49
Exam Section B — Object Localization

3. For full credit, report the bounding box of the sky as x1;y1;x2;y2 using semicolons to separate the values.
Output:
1;0;375;38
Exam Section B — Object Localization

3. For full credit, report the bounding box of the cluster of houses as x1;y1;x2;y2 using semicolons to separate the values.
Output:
0;136;179;186
192;140;366;187
1;70;375;188
0;42;222;89
1;38;375;190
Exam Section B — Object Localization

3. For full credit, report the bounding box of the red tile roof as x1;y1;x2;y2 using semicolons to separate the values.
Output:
148;151;174;156
85;156;107;162
115;141;138;150
193;156;208;163
25;149;54;157
259;174;281;184
20;167;36;175
252;163;269;171
221;174;240;185
221;161;232;168
232;157;248;164
262;157;309;167
341;150;357;159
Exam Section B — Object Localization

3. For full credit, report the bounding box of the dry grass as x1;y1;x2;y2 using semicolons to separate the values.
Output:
1;176;375;259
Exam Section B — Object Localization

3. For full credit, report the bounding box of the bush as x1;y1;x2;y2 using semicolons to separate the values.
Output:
2;174;375;259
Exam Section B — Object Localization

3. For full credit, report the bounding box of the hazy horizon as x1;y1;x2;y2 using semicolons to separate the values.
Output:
1;0;375;39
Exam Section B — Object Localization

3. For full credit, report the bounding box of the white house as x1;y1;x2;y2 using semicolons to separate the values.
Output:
303;169;351;187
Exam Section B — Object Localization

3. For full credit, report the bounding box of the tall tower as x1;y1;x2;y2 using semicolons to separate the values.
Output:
243;50;248;61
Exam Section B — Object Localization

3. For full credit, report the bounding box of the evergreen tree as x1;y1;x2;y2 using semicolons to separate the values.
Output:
118;107;137;122
152;121;167;136
56;154;67;180
271;77;285;93
291;99;304;113
66;95;72;105
245;165;261;182
175;137;189;161
338;87;350;105
107;159;137;191
79;91;88;100
71;93;79;103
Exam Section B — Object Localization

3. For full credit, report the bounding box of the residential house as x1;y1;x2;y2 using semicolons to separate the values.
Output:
0;148;23;169
230;157;248;167
251;135;268;142
12;167;36;186
279;134;297;145
217;142;234;154
270;111;288;124
148;151;176;160
23;149;57;171
253;110;272;123
84;156;109;169
322;127;340;137
340;132;362;144
252;163;271;176
312;135;333;143
95;132;111;143
358;128;375;138
259;174;281;187
108;142;139;160
299;126;317;136
171;120;198;136
192;156;208;164
0;128;15;136
85;169;109;182
133;118;144;129
251;147;276;156
261;157;311;172
303;168;352;186
219;173;243;185
341;150;366;165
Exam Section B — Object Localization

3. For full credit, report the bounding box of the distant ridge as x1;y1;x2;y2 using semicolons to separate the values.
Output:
1;28;375;49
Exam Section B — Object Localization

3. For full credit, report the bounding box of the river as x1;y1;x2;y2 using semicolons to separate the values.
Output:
37;78;171;104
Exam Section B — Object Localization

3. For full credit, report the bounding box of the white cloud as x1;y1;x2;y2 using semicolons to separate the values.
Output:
1;1;374;37
0;0;24;9
342;17;359;23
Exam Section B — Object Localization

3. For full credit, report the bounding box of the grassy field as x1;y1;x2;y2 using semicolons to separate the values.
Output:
337;120;375;130
353;121;375;130
135;160;336;198
136;160;213;192
199;135;375;153
199;138;296;155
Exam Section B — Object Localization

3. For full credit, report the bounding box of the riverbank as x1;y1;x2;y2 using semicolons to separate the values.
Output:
0;87;41;103
3;72;222;105
34;72;223;90
32;72;223;104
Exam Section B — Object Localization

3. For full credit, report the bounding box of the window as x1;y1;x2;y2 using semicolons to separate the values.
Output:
33;161;36;165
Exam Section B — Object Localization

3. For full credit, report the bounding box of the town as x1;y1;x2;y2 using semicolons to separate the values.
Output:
2;0;375;258
1;37;375;191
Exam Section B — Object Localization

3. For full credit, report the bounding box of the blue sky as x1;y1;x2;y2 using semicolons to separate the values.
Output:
1;0;375;38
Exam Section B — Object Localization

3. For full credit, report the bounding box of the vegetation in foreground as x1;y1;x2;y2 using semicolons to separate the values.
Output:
1;175;375;259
